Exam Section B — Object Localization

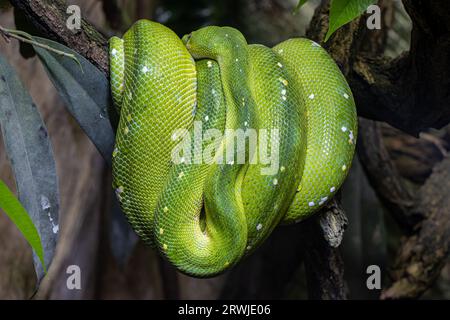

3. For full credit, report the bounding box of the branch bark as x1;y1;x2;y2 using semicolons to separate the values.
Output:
9;0;108;74
381;156;450;299
349;0;450;136
303;201;348;300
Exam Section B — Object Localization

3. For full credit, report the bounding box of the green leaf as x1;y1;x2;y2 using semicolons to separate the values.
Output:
325;0;378;42
293;0;309;14
32;37;115;166
0;54;59;280
0;180;45;272
31;37;136;265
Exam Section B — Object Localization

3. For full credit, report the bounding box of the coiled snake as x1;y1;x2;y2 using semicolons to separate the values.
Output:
109;20;357;277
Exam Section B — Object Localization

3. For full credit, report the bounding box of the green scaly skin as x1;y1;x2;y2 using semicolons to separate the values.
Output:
109;20;358;277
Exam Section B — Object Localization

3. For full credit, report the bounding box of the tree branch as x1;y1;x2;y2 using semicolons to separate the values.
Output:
357;118;418;232
303;200;348;300
381;156;450;299
350;0;450;136
9;0;108;74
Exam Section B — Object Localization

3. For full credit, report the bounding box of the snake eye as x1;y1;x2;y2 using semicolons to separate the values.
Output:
182;33;192;45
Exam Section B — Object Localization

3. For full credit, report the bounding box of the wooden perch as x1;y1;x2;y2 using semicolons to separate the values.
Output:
9;0;109;74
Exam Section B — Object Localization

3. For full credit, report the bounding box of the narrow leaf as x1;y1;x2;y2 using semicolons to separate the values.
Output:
0;54;59;280
0;180;45;271
293;0;309;14
32;37;115;165
325;0;378;41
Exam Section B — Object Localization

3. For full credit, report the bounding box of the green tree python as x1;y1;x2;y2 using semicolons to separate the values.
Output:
109;20;357;277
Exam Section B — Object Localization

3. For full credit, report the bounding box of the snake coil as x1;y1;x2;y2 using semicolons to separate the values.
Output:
109;20;357;277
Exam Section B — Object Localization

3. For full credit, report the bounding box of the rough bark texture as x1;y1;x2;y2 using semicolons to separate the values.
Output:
9;0;109;74
381;156;450;299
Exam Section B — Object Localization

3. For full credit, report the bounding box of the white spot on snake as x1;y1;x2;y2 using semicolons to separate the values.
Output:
308;201;315;207
246;246;252;250
163;244;168;250
312;41;321;47
52;224;59;234
207;61;213;68
115;186;124;200
277;62;283;68
244;121;248;126
319;196;328;205
282;96;287;101
178;172;185;179
141;66;149;74
163;206;169;213
159;228;164;235
279;78;289;86
256;223;263;231
348;131;354;144
235;58;239;62
281;89;287;95
280;166;285;172
111;48;118;57
228;160;234;165
278;49;284;54
172;132;178;141
112;148;118;157
211;89;216;95
204;115;209;122
273;178;278;186
343;93;350;99
342;164;347;171
124;127;129;135
341;126;348;132
225;33;229;37
330;186;336;193
180;157;185;164
309;94;315;100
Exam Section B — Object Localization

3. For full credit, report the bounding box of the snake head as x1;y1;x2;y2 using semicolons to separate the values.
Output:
182;33;192;45
183;26;246;60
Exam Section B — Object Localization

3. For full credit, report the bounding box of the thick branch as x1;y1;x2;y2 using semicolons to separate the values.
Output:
9;0;108;74
357;118;418;231
303;201;348;300
350;0;450;136
381;156;450;299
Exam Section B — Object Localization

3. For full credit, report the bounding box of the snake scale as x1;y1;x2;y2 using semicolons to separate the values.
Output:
109;20;357;277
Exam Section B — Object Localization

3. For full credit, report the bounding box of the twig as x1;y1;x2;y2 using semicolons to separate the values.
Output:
0;25;75;60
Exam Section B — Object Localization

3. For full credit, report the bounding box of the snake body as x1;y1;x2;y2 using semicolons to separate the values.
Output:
109;20;357;277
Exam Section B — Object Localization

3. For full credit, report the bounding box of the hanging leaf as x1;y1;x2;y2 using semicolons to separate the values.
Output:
0;54;59;280
30;36;139;265
0;180;45;271
293;0;309;14
32;37;115;165
325;0;378;42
